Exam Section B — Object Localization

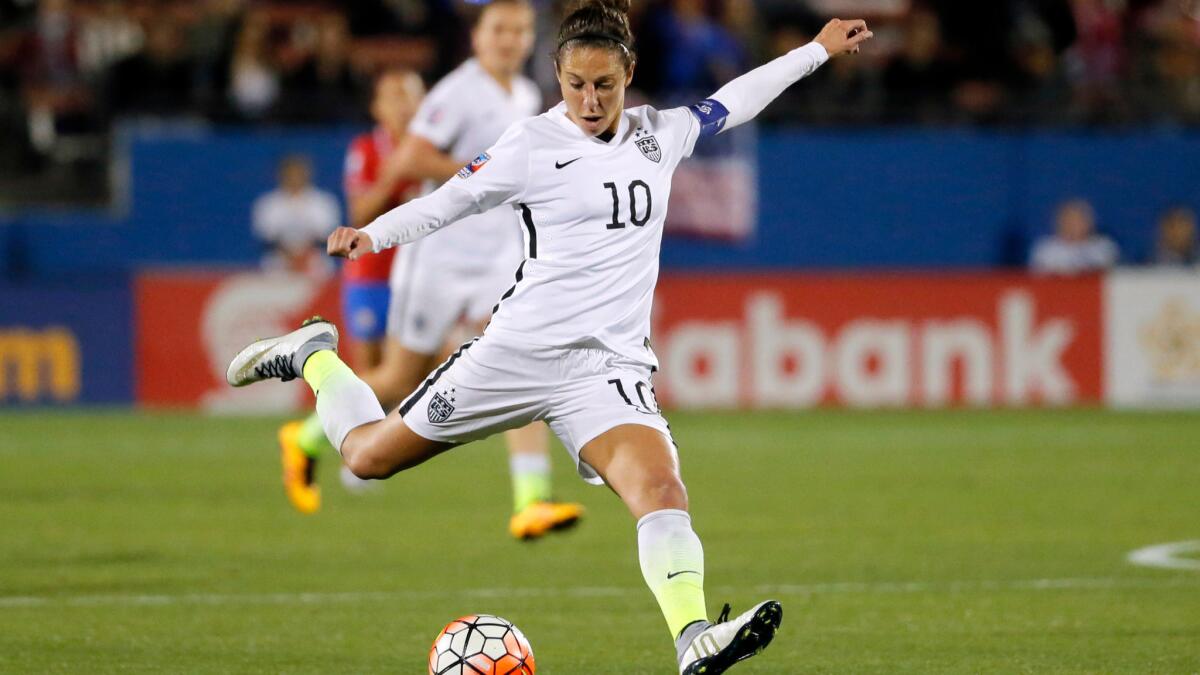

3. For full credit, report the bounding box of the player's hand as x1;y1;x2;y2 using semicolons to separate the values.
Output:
814;19;873;57
327;227;371;260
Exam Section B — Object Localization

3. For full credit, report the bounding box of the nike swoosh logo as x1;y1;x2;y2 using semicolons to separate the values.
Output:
667;570;701;579
555;157;583;169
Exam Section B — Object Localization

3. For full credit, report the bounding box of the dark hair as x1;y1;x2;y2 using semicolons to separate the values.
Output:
554;0;636;67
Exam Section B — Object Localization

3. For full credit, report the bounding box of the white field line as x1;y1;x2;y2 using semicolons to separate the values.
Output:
1127;540;1200;571
1;576;1197;610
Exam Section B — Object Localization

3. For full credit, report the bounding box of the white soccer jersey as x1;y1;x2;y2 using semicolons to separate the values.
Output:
364;42;831;370
437;102;701;368
401;58;541;275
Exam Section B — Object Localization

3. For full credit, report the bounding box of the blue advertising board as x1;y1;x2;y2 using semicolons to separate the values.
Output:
4;127;1199;277
0;283;133;405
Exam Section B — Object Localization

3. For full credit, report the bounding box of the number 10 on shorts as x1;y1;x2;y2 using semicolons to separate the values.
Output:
608;378;660;415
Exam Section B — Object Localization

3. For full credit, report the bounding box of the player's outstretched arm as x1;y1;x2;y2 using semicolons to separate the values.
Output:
329;125;531;260
693;19;873;136
328;183;480;260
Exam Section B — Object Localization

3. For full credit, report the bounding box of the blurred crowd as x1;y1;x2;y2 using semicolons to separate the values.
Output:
3;0;1200;131
2;0;1199;206
1030;199;1197;273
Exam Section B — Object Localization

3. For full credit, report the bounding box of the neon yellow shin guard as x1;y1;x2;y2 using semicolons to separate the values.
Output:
302;351;385;453
638;509;708;638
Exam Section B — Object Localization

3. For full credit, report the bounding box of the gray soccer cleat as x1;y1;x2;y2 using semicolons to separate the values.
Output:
226;317;338;387
677;600;783;675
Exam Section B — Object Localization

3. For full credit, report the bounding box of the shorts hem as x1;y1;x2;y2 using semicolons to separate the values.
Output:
564;415;674;486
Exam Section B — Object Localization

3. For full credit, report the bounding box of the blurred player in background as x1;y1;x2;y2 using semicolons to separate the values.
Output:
279;0;583;541
342;70;424;370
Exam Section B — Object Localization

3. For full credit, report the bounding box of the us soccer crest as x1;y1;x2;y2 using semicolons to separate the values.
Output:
636;136;661;163
428;389;456;423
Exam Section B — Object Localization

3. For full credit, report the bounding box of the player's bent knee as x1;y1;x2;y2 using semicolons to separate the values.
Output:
339;426;393;480
343;445;395;480
342;418;448;480
637;473;689;512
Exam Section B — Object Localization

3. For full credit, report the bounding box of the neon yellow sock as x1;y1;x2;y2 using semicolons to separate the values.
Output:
302;350;350;395
638;509;708;638
296;412;331;459
656;576;707;639
509;453;552;513
511;471;551;513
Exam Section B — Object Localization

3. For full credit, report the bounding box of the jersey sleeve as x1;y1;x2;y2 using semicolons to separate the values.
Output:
443;123;529;210
658;107;703;160
699;42;828;135
360;126;529;252
408;80;468;153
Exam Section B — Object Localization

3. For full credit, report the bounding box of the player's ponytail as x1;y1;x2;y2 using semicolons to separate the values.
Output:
555;0;636;68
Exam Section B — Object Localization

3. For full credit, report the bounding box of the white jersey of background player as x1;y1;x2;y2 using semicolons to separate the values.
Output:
388;57;540;355
229;2;871;672
390;57;540;352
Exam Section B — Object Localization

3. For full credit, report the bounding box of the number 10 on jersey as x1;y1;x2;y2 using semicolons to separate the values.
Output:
604;181;653;230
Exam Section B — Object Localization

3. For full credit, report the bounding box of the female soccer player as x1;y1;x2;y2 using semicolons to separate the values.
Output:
229;2;871;671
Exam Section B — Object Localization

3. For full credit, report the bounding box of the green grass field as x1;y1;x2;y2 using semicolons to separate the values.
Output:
1;410;1198;674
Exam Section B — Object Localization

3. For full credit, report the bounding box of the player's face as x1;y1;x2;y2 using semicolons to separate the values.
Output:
473;3;535;77
371;73;422;137
557;46;634;137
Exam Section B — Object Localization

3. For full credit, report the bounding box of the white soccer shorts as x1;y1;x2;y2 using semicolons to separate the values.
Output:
386;244;521;355
396;333;675;485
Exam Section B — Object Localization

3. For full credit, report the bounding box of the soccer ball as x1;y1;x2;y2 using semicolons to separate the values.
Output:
428;614;536;675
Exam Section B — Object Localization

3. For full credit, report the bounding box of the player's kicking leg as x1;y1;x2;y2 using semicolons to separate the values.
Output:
580;425;782;674
277;332;438;513
229;318;450;481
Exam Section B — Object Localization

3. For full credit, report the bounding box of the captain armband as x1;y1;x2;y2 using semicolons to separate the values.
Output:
687;99;731;138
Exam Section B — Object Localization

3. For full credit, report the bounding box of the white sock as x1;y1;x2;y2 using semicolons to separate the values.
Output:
509;452;550;476
637;509;708;638
314;369;385;453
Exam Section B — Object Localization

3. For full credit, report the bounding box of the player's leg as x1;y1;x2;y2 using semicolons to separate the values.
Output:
230;319;452;480
551;355;779;675
280;281;406;512
580;424;782;675
504;422;585;540
505;423;553;513
579;424;702;631
286;262;455;501
292;337;437;465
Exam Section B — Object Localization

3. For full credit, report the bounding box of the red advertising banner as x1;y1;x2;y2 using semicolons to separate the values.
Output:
134;270;1104;411
136;271;339;410
652;273;1104;408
